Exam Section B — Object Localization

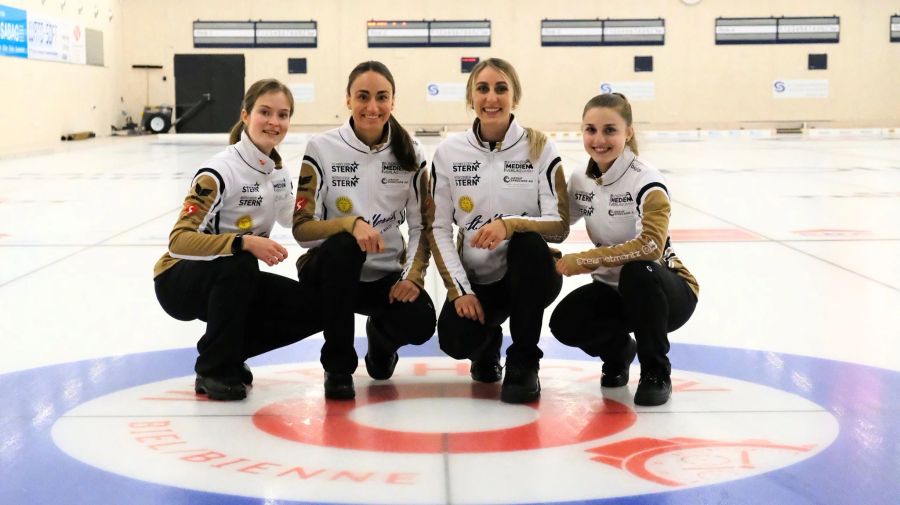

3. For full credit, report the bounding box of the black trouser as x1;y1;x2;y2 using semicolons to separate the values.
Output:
154;252;323;379
438;232;562;368
298;232;436;374
549;260;697;376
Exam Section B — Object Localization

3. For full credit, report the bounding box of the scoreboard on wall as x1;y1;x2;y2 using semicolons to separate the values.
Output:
367;20;490;48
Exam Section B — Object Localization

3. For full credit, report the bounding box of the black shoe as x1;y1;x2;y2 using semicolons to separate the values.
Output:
240;363;253;385
364;318;399;380
471;326;503;383
195;375;247;401
470;357;502;383
365;352;398;380
601;338;637;388
324;372;355;400
634;373;672;406
501;364;540;403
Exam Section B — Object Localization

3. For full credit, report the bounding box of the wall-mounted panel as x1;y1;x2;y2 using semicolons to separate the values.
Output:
603;19;665;46
367;20;429;47
429;20;490;47
716;16;839;45
367;20;490;48
541;18;663;47
255;21;317;48
193;21;316;48
193;21;254;48
541;19;604;46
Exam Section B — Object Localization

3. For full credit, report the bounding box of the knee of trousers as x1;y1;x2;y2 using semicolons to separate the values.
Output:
437;312;481;359
319;232;366;268
507;232;549;266
409;306;438;346
618;261;661;296
382;306;436;347
548;309;583;348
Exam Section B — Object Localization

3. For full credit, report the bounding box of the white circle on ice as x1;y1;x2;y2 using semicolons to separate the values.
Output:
51;359;840;505
348;398;539;433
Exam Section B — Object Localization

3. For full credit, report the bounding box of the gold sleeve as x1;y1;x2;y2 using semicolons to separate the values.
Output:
292;160;358;243
563;190;669;274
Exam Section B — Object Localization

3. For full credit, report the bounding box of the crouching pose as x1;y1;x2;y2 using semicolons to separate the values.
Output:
154;79;321;401
550;93;699;406
430;58;569;404
293;61;436;400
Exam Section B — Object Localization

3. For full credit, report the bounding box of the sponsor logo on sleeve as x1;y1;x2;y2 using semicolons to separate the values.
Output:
194;183;213;197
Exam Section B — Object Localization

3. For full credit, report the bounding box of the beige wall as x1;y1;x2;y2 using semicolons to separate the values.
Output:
1;0;122;155
2;0;899;155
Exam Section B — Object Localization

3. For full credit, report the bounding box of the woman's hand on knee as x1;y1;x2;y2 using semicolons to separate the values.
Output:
243;235;289;267
389;279;421;303
454;294;485;324
352;219;384;253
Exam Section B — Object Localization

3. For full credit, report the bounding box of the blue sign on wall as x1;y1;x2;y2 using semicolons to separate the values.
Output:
0;4;28;58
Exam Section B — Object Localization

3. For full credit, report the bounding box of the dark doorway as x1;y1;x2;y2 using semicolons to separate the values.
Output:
173;54;245;133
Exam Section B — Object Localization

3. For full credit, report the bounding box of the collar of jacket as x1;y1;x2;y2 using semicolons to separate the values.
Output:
236;130;280;174
587;146;636;185
466;115;526;153
340;118;392;154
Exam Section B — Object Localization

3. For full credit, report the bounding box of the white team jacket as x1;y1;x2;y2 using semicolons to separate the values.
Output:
565;147;698;295
430;118;569;300
292;119;431;285
154;130;294;277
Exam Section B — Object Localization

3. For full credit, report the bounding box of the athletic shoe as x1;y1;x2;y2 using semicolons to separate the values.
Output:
601;338;637;388
634;373;672;406
324;372;355;400
195;375;247;401
500;364;540;403
364;317;399;380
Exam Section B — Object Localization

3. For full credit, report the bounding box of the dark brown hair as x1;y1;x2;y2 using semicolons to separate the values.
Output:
229;79;295;145
346;61;418;172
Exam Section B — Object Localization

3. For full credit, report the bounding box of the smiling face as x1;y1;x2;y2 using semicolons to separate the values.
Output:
240;91;291;155
346;70;394;145
582;106;634;172
469;65;516;138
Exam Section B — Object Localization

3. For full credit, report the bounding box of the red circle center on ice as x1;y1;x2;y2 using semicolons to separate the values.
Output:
253;382;636;453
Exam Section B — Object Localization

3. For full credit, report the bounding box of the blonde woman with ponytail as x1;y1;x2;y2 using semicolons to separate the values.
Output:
429;58;570;404
550;93;699;407
154;79;322;401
